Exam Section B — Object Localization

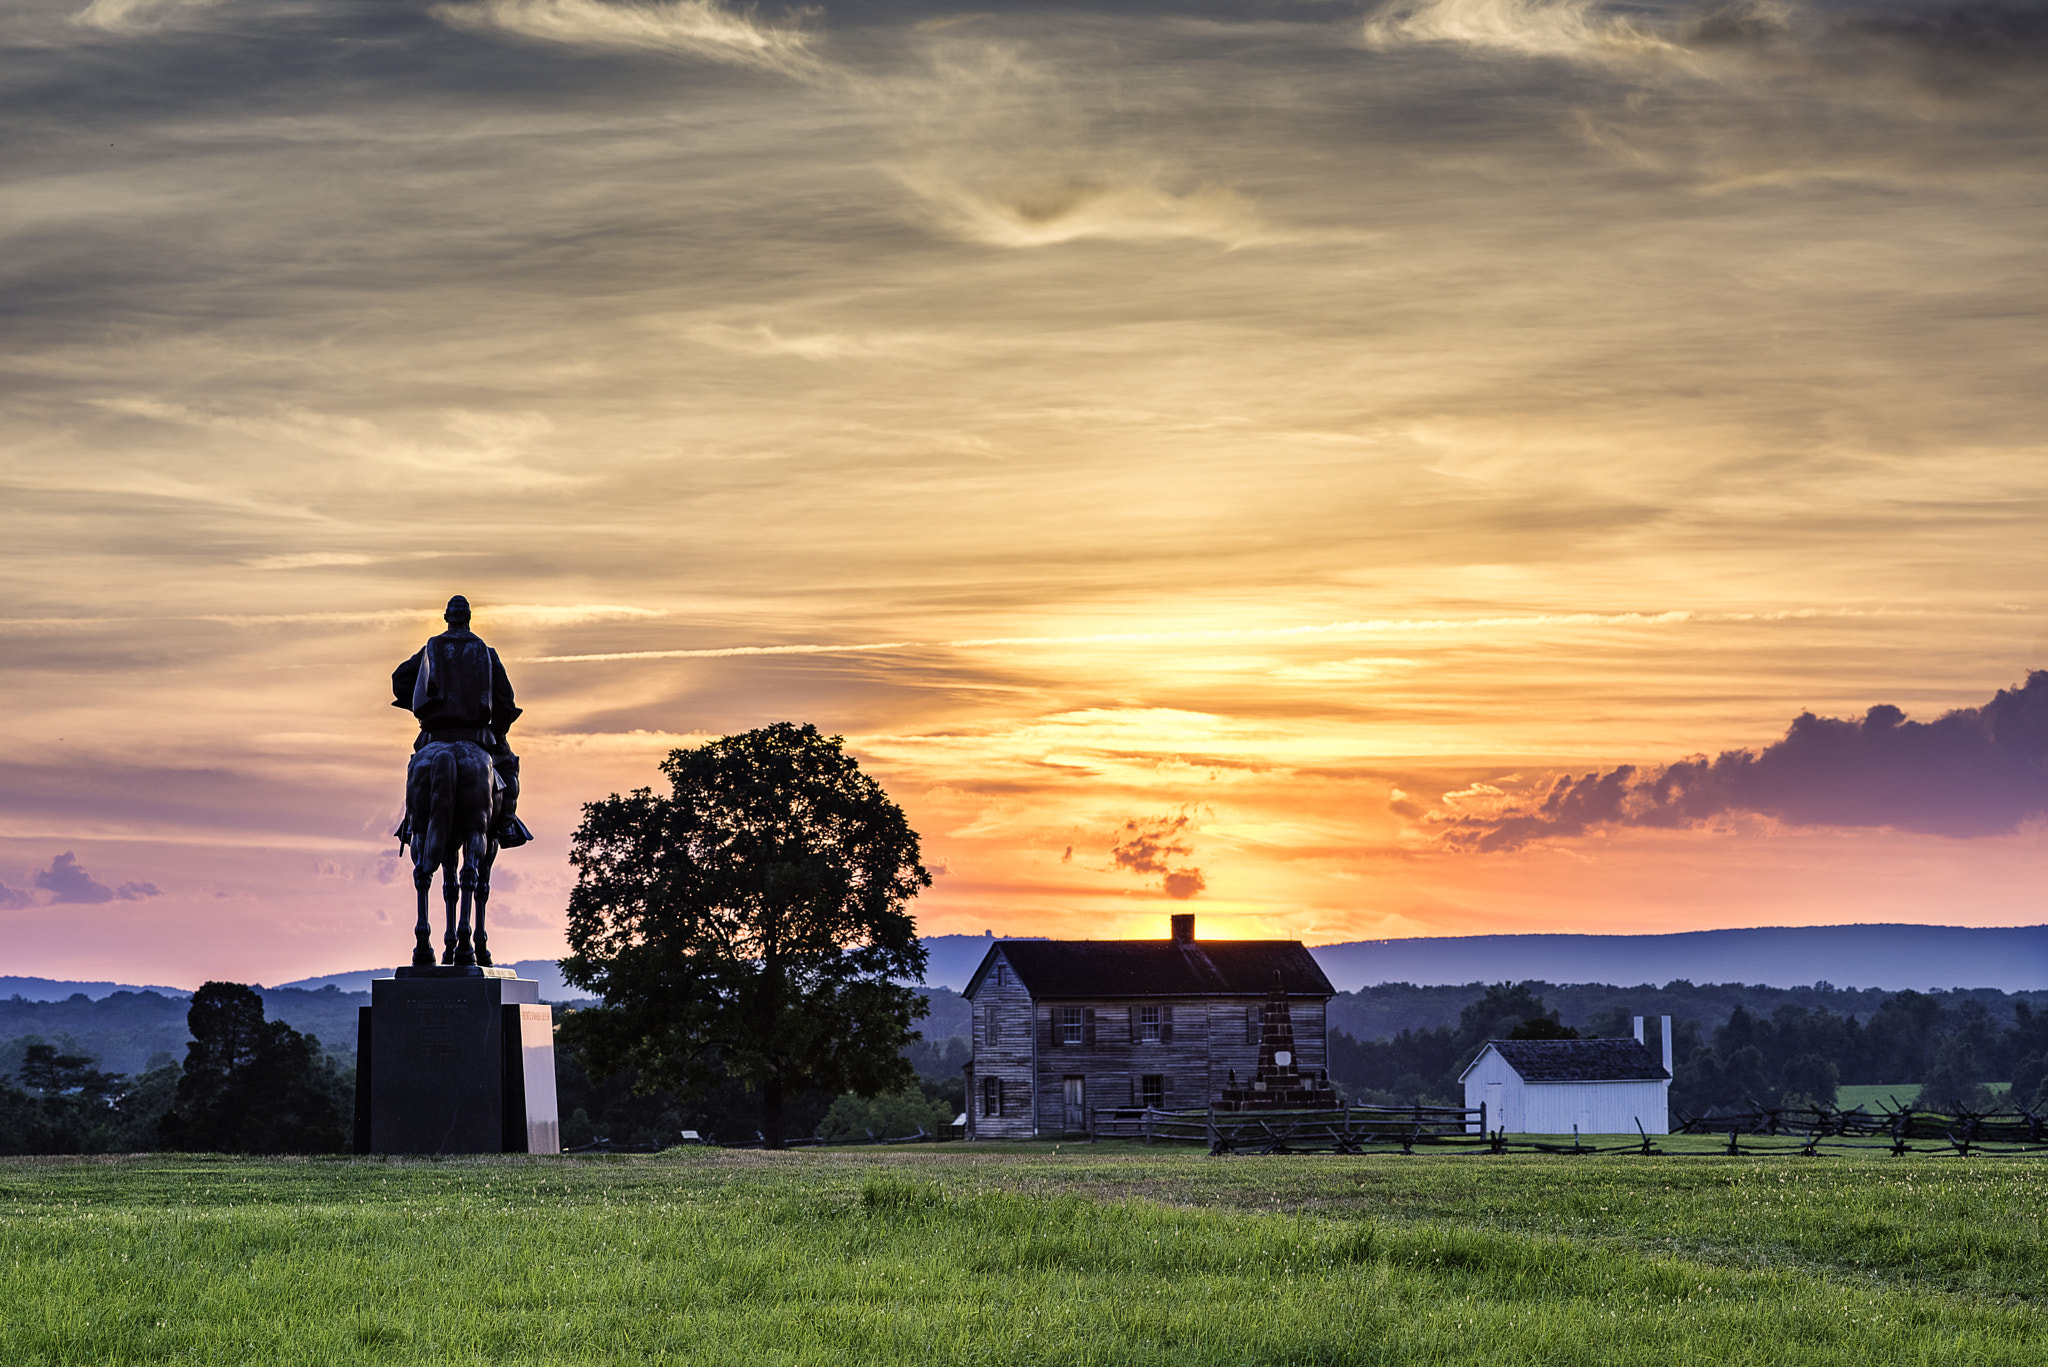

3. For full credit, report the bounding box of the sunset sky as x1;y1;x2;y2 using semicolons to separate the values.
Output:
5;0;2047;988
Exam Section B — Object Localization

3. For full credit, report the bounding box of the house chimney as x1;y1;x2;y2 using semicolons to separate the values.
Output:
1632;1016;1644;1044
1661;1015;1673;1076
1171;913;1195;943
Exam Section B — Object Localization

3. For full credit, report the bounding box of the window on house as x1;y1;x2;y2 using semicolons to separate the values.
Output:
983;1005;998;1047
1245;1008;1260;1045
1141;1074;1165;1108
1056;1006;1085;1045
982;1076;1004;1117
1137;1005;1162;1043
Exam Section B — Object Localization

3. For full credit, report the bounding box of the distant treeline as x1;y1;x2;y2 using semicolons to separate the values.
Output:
1327;980;2048;1046
1328;981;2048;1117
36;973;2045;1149
0;985;368;1077
0;983;353;1156
0;983;973;1080
0;984;975;1154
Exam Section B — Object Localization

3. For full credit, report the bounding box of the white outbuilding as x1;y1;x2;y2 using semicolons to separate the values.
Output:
1461;1017;1673;1135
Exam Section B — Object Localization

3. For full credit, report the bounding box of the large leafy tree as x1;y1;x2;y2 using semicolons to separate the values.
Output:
157;982;348;1153
562;722;931;1148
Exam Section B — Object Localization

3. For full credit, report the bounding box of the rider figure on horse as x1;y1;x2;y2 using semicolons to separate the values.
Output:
391;595;532;850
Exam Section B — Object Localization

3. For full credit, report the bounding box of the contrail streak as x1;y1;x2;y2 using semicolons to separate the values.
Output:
518;608;1890;663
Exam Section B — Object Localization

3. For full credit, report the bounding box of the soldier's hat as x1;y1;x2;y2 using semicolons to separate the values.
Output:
443;595;472;623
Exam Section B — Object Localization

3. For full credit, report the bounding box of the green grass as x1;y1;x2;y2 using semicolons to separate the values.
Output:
1834;1083;2012;1111
1835;1083;1917;1110
2;1147;2044;1364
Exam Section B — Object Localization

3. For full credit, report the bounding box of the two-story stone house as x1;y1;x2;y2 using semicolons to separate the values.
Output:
961;914;1337;1138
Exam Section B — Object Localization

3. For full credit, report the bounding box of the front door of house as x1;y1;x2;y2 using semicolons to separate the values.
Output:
1063;1075;1086;1132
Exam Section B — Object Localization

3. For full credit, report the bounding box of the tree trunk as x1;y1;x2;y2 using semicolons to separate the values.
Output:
762;1071;785;1150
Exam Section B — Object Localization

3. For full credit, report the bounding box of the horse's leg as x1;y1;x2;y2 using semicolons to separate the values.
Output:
441;852;461;964
453;837;479;967
411;859;436;968
472;838;498;967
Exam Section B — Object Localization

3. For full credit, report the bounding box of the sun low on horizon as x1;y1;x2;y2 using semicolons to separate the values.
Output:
4;0;2047;989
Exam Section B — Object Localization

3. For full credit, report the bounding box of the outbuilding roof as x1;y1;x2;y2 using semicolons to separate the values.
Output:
1462;1038;1671;1083
965;939;1335;1000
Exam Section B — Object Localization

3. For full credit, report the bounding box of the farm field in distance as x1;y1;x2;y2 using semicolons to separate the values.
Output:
2;1146;2042;1365
1830;1083;2013;1111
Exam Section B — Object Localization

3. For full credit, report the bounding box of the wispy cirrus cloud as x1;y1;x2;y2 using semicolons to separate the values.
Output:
520;608;1899;663
68;0;224;34
1363;0;2048;110
196;604;664;629
1362;0;1682;63
685;323;948;361
431;0;825;78
893;168;1291;250
88;399;581;493
240;551;485;571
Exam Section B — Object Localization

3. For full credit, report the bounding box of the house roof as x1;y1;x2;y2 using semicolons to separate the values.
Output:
1461;1038;1671;1084
965;939;1335;1000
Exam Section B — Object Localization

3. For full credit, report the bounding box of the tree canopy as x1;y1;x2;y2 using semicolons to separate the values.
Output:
157;982;348;1153
562;722;931;1148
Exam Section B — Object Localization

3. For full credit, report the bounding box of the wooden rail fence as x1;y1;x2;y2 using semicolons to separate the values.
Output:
563;1101;2048;1157
1090;1103;1490;1155
1675;1101;2048;1156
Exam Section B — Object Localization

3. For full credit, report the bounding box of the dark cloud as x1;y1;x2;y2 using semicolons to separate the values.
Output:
31;851;161;904
1685;0;2048;98
0;881;32;910
1437;672;2048;851
1110;814;1206;899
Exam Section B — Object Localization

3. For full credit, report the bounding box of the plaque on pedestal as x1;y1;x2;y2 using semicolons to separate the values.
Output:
354;971;560;1154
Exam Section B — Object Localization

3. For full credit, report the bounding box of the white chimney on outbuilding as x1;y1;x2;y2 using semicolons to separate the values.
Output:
1632;1016;1644;1044
1661;1015;1674;1075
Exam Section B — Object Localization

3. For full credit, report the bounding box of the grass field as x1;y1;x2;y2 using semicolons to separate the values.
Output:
1833;1083;2011;1110
3;1144;2043;1365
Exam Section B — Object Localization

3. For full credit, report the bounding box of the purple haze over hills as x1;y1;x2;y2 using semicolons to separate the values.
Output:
6;925;2044;1000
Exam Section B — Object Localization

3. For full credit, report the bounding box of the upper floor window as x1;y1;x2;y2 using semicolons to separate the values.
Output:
982;1004;999;1047
1130;1003;1172;1043
1056;1006;1085;1045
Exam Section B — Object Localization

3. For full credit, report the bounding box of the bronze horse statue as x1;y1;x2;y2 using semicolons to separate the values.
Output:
397;740;502;968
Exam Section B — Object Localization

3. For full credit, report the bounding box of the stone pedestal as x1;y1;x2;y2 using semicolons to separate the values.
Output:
354;968;560;1154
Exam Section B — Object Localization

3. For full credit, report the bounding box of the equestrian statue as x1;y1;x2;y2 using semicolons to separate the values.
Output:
391;595;532;969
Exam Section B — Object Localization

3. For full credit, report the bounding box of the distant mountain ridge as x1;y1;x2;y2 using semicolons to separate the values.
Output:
6;924;2043;1001
0;976;189;1002
1305;924;2048;994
